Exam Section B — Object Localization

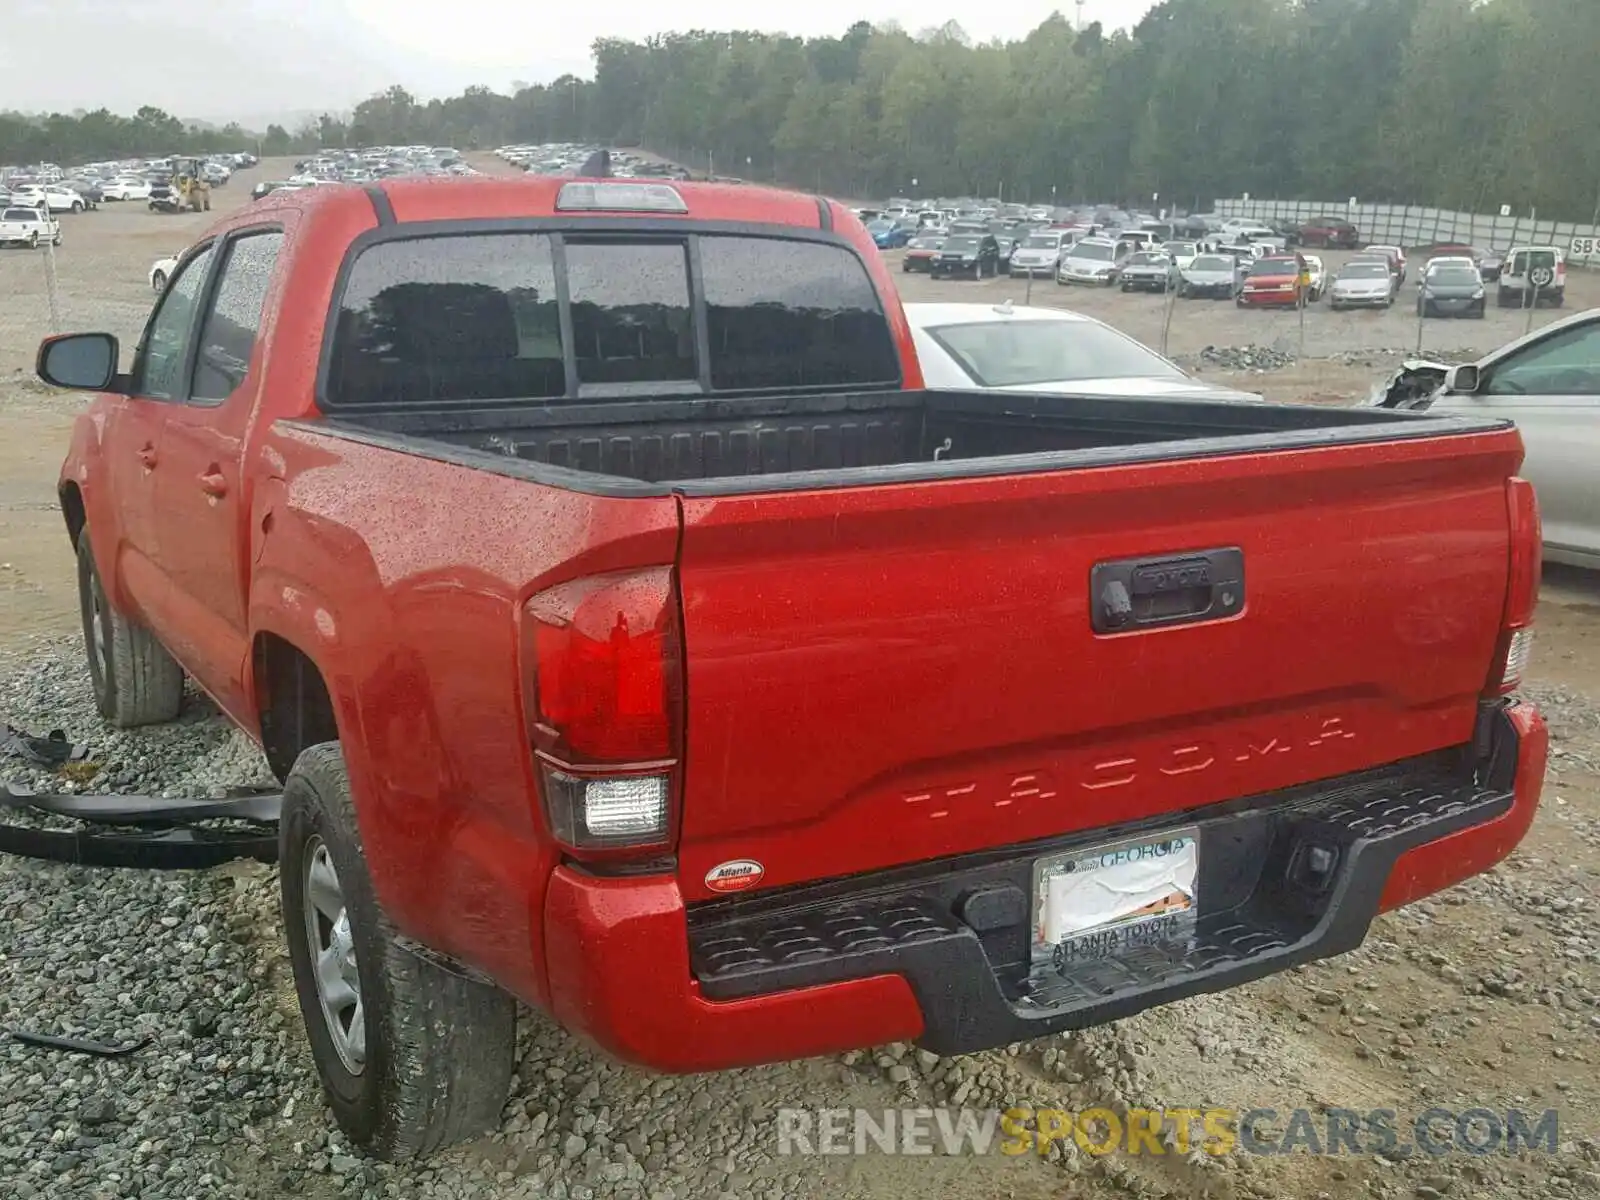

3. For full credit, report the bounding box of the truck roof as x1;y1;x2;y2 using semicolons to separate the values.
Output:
250;175;836;231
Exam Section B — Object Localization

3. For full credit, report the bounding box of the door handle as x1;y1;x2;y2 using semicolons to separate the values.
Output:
1091;548;1245;633
198;470;228;498
137;444;158;469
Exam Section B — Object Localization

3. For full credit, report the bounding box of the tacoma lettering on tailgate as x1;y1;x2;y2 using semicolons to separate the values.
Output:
901;716;1356;818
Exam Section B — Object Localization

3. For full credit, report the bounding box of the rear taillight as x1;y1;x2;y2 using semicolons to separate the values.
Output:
1488;477;1541;695
520;567;682;858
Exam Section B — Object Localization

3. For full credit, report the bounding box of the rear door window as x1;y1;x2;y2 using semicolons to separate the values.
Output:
699;237;899;391
192;231;283;402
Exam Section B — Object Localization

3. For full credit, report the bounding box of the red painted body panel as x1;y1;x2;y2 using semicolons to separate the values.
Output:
542;867;924;1071
53;175;1541;1069
1377;701;1546;912
675;430;1518;899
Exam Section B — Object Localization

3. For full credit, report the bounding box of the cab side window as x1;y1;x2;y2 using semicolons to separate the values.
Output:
1487;322;1600;397
192;232;284;403
132;244;217;400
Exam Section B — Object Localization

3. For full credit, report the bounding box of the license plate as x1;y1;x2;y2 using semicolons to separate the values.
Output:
1032;829;1200;970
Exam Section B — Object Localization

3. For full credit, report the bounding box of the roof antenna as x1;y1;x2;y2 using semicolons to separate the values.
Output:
577;148;611;178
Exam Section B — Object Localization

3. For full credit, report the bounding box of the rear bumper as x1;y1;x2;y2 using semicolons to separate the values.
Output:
543;703;1543;1070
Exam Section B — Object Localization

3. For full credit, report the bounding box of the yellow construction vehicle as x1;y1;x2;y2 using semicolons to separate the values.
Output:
170;158;211;212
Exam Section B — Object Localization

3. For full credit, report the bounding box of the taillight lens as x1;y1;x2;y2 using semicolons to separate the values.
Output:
521;567;682;856
1489;477;1541;695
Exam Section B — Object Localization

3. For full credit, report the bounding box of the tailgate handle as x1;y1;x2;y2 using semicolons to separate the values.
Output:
1091;548;1244;634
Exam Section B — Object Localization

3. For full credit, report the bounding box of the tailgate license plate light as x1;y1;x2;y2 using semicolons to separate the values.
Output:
1032;829;1200;971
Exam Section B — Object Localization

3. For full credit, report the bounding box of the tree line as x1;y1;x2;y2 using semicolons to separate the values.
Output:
5;1;1598;219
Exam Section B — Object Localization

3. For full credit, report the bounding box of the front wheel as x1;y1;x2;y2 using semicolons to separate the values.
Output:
76;526;184;727
281;743;516;1160
71;202;83;213
27;233;37;248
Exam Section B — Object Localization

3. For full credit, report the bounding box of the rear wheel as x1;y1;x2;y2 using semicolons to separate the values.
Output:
281;743;516;1160
76;526;184;727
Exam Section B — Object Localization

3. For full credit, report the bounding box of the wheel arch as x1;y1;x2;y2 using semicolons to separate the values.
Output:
252;630;341;782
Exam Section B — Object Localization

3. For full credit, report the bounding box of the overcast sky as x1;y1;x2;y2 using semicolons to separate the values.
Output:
0;1;1157;125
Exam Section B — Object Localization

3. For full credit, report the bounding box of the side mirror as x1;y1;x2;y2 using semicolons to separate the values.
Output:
1445;363;1481;395
37;332;120;392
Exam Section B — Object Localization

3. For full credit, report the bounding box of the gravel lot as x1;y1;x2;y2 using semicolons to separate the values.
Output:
1;158;1597;1199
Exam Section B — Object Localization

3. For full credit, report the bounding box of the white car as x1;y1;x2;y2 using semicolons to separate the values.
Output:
10;185;88;213
149;253;180;291
103;176;154;201
1056;237;1129;286
904;301;1261;401
1161;240;1201;271
0;205;62;248
1303;254;1327;301
1009;230;1069;277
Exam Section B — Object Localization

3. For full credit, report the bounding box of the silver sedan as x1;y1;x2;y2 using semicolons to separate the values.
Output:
1427;309;1600;568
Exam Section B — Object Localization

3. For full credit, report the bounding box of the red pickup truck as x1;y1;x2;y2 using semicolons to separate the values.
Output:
39;175;1545;1160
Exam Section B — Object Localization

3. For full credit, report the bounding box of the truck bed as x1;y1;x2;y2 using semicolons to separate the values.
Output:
320;388;1506;495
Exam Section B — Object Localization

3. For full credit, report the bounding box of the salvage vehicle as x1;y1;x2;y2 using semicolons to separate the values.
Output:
1365;244;1409;286
1056;236;1129;285
1328;259;1395;310
1302;254;1327;301
38;173;1547;1162
1237;254;1310;309
1497;246;1565;309
905;301;1259;401
1;205;61;248
1298;216;1360;249
148;252;180;291
1373;308;1597;566
901;232;946;273
1417;261;1487;319
1009;229;1069;278
1119;250;1176;293
930;231;1000;278
1176;252;1246;299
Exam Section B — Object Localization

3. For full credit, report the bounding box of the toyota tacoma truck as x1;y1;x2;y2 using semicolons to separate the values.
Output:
39;174;1546;1160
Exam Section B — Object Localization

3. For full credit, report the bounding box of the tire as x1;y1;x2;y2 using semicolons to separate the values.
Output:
27;232;37;249
52;235;61;247
71;202;83;213
1550;290;1565;309
1497;288;1513;308
151;271;167;291
76;526;184;727
281;743;516;1161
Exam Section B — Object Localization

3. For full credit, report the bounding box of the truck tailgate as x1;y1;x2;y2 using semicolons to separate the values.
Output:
674;429;1519;900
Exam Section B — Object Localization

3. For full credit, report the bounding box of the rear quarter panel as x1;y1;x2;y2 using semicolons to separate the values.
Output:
253;425;680;1005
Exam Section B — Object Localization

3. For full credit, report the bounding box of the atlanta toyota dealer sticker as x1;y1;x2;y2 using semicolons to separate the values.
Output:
704;859;765;893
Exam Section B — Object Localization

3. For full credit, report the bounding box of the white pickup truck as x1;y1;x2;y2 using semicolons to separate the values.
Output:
0;205;61;248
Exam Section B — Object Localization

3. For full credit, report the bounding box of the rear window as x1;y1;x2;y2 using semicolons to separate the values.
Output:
326;232;897;407
700;237;898;390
